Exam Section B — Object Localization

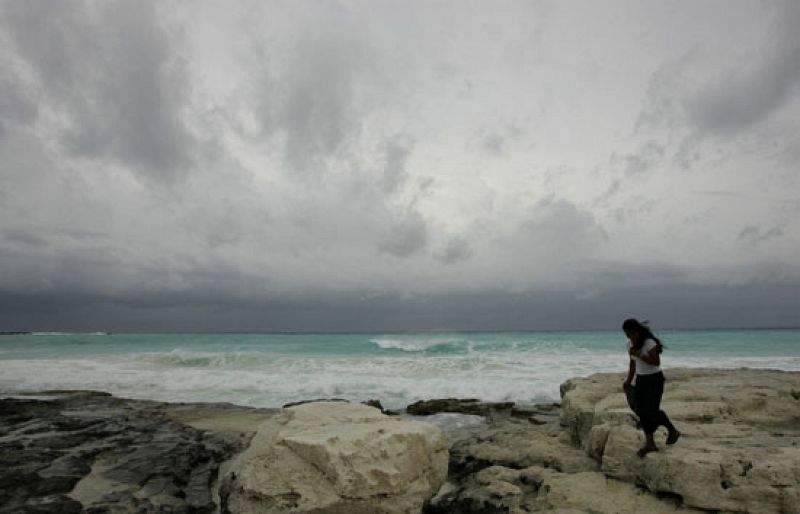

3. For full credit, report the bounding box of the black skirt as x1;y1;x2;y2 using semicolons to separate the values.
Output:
633;371;673;434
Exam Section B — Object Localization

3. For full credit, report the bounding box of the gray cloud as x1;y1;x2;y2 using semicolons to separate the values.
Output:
0;1;798;331
436;236;473;265
637;2;800;140
380;135;414;193
519;197;607;252
479;122;526;156
2;229;49;249
737;225;784;246
252;8;380;177
609;197;658;224
610;140;665;176
378;209;428;258
609;139;665;177
2;280;799;332
0;63;37;141
693;190;741;197
2;0;193;180
635;55;692;133
688;2;800;133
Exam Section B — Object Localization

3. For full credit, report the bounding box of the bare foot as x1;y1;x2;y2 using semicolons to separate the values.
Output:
637;445;659;457
666;430;681;445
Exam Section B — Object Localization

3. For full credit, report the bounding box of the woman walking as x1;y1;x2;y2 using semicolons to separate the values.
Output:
622;318;680;457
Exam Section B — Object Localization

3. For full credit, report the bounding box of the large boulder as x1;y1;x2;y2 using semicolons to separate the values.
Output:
560;368;800;513
220;401;448;514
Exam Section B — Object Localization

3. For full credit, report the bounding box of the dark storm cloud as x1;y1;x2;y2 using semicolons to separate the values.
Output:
638;2;800;139
2;0;193;180
253;9;378;177
0;1;797;332
2;280;799;332
688;2;800;134
571;259;687;290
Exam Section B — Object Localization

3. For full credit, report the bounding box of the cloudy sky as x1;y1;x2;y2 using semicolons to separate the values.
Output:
1;0;799;331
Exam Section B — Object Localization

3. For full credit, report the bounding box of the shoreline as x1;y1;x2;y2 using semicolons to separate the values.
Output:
4;330;799;412
2;367;799;513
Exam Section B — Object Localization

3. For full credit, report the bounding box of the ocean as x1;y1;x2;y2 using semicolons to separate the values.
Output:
1;330;799;409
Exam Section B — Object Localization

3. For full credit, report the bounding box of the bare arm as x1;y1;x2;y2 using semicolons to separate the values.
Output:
623;359;635;387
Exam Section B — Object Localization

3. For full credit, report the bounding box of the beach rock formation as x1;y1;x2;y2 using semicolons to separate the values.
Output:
3;368;798;514
424;403;697;513
429;464;699;513
0;391;274;513
560;368;800;513
220;401;449;514
421;368;800;513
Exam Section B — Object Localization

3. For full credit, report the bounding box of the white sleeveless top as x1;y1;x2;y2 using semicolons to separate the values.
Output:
628;338;661;375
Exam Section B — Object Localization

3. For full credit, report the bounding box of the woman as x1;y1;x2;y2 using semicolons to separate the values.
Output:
622;318;680;457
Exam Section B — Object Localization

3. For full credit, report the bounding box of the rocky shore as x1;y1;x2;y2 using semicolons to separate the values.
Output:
0;391;275;513
2;368;798;513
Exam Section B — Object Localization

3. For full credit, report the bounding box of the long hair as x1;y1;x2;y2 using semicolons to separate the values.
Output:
622;318;663;353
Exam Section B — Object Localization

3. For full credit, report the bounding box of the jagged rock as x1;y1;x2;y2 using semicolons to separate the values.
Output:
427;464;699;513
448;418;598;479
282;398;349;408
560;368;800;513
362;398;386;412
0;392;273;513
220;401;449;514
5;368;799;514
407;398;515;417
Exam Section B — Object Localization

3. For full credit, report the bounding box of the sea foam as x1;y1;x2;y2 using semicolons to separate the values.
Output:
1;330;798;409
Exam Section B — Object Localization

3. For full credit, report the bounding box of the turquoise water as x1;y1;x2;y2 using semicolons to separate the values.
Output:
1;330;798;408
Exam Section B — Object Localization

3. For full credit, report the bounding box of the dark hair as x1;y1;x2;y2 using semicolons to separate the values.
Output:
622;318;663;353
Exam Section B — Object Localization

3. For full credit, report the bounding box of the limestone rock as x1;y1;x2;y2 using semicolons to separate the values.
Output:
220;401;449;514
428;464;700;513
560;368;800;513
448;418;598;479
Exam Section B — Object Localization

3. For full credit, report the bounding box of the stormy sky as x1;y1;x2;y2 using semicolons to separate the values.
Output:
1;0;799;332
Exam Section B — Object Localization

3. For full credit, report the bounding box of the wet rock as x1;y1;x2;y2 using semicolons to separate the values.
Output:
407;398;515;417
0;392;274;513
362;398;386;412
282;397;349;408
